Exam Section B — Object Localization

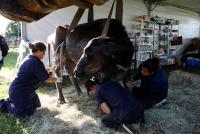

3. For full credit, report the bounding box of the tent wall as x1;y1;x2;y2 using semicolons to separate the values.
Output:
197;14;200;37
25;0;200;58
26;0;200;42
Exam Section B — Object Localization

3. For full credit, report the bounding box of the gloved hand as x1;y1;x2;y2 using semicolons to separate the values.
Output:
126;79;141;89
132;79;141;87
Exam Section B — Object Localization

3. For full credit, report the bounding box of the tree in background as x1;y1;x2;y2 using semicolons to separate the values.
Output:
4;21;21;37
143;0;166;16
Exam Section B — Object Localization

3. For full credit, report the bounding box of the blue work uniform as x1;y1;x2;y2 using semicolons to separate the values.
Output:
96;81;144;129
133;68;168;109
1;55;49;118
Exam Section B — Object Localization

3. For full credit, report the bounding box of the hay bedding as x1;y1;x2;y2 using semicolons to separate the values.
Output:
27;70;200;134
0;76;6;83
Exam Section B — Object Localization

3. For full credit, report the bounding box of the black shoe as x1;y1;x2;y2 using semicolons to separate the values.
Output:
0;99;5;112
140;115;145;124
114;125;124;132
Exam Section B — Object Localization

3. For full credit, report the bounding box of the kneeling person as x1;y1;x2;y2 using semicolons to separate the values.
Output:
0;41;59;118
85;78;144;129
126;58;168;109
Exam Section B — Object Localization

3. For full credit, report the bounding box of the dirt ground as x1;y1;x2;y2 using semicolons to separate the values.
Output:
27;70;200;134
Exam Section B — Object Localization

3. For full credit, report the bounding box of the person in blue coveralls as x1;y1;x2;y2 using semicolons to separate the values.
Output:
85;77;144;130
0;41;60;118
126;58;168;109
0;35;9;70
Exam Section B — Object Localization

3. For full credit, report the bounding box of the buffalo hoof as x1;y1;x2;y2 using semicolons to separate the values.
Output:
77;90;83;96
57;99;66;106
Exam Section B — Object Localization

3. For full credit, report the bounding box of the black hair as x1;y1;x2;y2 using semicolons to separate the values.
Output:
29;41;46;53
141;58;159;74
85;76;99;95
151;58;160;67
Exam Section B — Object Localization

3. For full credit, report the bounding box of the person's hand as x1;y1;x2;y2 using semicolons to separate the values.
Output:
126;80;134;89
45;77;57;83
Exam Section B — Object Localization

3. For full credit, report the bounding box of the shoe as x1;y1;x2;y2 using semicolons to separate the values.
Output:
0;99;5;112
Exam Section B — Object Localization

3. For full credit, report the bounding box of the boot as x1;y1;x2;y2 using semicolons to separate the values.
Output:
0;99;6;113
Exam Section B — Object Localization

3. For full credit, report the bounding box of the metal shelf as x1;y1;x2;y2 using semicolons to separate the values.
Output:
133;17;180;67
138;51;152;53
140;36;153;38
139;44;153;46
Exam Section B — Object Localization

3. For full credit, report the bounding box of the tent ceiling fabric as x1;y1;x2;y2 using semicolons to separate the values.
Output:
161;0;200;14
0;0;199;22
0;0;108;22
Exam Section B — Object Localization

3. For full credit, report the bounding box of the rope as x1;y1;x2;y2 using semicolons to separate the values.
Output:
116;0;123;23
48;43;51;67
101;0;116;36
101;0;123;36
51;0;123;76
59;7;85;76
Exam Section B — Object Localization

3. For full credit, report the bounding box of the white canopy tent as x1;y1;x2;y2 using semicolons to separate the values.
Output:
162;0;200;14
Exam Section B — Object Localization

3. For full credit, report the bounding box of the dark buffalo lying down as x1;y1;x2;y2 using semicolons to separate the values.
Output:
47;19;134;104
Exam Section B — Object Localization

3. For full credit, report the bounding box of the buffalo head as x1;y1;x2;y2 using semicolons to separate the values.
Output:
74;36;134;81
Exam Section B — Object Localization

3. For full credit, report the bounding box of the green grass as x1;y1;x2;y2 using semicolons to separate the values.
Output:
2;49;18;71
0;84;9;99
0;48;19;98
0;114;28;134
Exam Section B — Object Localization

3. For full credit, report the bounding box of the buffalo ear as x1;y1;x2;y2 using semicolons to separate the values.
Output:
102;46;116;59
101;40;115;57
101;46;111;57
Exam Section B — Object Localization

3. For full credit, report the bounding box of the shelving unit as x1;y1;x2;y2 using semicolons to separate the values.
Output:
153;18;180;65
133;18;154;67
132;16;181;67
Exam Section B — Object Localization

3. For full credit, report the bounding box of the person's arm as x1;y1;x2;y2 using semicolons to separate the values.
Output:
95;86;111;114
100;102;111;114
45;77;57;83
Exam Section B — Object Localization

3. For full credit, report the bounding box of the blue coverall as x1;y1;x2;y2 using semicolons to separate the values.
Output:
0;55;49;118
133;68;168;109
96;81;144;129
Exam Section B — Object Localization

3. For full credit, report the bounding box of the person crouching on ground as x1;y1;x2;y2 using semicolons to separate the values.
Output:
0;41;60;118
85;77;144;130
126;58;168;109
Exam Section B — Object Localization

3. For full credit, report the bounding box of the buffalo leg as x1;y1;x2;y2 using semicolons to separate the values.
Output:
55;65;66;105
69;74;82;96
55;82;66;105
64;59;82;96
